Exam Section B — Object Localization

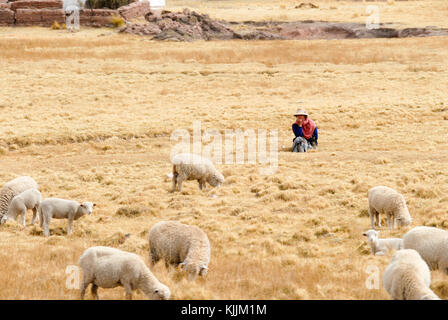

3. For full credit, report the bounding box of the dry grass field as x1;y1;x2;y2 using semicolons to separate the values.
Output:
0;0;447;300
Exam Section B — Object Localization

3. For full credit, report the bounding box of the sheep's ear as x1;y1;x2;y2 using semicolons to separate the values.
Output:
362;232;367;236
80;203;86;208
93;203;96;207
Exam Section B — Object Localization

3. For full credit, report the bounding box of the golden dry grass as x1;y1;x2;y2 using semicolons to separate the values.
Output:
168;0;448;28
0;1;447;300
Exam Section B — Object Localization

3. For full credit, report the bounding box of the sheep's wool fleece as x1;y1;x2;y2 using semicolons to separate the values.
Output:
0;176;38;218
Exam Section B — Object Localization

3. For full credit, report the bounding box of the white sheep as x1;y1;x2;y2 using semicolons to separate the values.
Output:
0;188;41;226
383;249;440;300
78;246;170;300
0;176;38;220
148;220;210;280
38;198;95;237
368;186;412;230
362;229;403;256
171;153;224;192
403;226;448;274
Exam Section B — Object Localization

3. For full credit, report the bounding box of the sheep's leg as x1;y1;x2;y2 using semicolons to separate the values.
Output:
386;215;389;229
20;208;27;226
369;207;375;228
43;215;51;237
198;180;206;190
375;212;381;228
149;248;160;267
123;283;133;300
387;214;393;230
177;176;184;192
39;209;43;228
91;284;99;300
171;171;178;192
80;281;89;300
31;207;38;225
67;218;73;235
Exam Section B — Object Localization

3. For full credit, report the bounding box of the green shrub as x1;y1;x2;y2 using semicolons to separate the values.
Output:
51;21;61;30
110;15;125;27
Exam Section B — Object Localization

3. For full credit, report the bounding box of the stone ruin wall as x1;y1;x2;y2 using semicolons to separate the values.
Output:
0;0;150;27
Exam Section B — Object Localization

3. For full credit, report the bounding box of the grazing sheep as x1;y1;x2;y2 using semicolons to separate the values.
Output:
403;226;448;274
0;188;41;226
0;176;38;219
362;229;403;256
38;198;95;237
368;186;412;230
171;153;224;192
383;249;440;300
148;220;210;280
78;246;170;300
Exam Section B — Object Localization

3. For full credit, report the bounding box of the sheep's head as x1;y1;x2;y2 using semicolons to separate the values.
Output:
79;202;95;215
199;264;208;276
396;210;412;227
362;229;378;243
180;262;208;280
0;215;7;225
208;172;224;188
1;208;16;224
148;283;171;300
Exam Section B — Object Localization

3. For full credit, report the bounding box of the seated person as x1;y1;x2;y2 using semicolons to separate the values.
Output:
292;109;318;152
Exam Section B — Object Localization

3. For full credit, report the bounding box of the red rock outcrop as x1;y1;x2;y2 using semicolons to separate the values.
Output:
118;0;149;20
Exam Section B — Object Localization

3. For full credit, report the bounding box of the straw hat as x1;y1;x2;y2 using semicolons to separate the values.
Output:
293;109;309;116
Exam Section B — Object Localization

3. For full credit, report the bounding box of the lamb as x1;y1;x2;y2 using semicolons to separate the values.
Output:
0;188;41;226
78;246;170;300
368;186;412;230
38;198;95;237
403;226;448;274
382;249;440;300
171;153;224;192
148;220;210;280
362;229;403;256
0;176;38;220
